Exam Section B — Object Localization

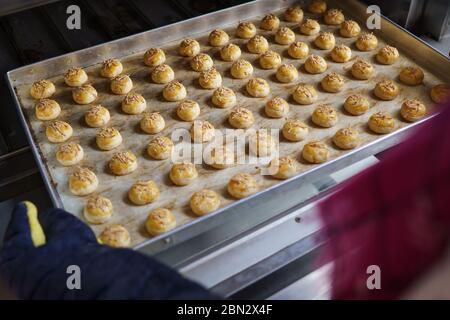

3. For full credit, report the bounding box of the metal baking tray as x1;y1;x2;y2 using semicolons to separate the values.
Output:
6;0;450;263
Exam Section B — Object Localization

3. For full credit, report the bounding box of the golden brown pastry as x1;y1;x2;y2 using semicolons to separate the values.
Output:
399;66;424;86
35;99;61;121
177;100;200;121
56;142;84;166
69;167;99;196
230;59;254;79
170;162;198;186
96;127;123;151
288;42;309;59
340;20;361;38
374;79;399;101
191;53;214;72
376;45;399;65
209;29;229;47
351;59;375;80
99;224;130;247
330;44;352;63
144;48;166;67
344;94;370;115
236;21;257;39
269;156;298;180
247;35;269;54
284;5;304;23
85;105;110;128
302;141;329;164
300;19;321;36
206;145;234;169
227;173;258;199
84;195;113;224
246;77;270;97
111;74;133;95
356;33;378;51
324;8;344;25
190;189;221;216
259;50;282;69
314;32;335;50
145;208;176;236
46;120;73;143
260;13;280;31
228;107;255;129
109;151;138;176
72;84;97;104
122;92;147;114
190;120;215;143
198;68;222;89
147;136;173;160
212;87;237;108
275;27;296;45
308;0;327;14
163;80;187;101
368;111;395;134
100;59;123;78
220;43;242;62
304;54;327;74
140;112;165;134
249;130;276;157
431;84;450;104
312;104;338;128
282;119;309;142
30;79;55;99
64;67;88;87
179;38;200;57
321;72;345;93
292;83;318;105
151;64;175;84
401;98;427;122
128;180;160;205
276;64;299;83
265;96;290;118
333;127;359;149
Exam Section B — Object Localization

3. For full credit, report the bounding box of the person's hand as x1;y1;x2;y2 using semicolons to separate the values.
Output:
0;202;214;299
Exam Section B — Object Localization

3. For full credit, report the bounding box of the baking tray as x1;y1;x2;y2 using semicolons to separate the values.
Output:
6;0;450;256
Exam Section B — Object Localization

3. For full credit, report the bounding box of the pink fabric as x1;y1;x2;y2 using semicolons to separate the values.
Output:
319;102;450;299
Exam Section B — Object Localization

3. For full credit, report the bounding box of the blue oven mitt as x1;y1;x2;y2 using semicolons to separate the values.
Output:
0;201;215;299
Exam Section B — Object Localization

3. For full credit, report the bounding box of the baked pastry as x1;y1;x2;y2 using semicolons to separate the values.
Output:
128;180;160;205
351;59;375;80
100;59;123;78
151;64;175;84
46;120;73;143
110;74;133;95
312;104;338;128
300;19;321;36
321;72;345;93
430;84;450;104
344;94;370;115
236;22;257;39
212;87;237;108
72;84;97;104
56;142;84;166
399;66;424;86
190;189;221;216
302;141;329;164
401;98;427;122
275;27;296;45
64;67;88;87
288;42;309;59
179;38;200;57
284;5;304;23
227;173;258;199
340;20;361;38
292;83;318;105
99;224;130;248
276;64;298;83
270;156;297;180
230;59;254;79
109;151;138;176
304;54;327;74
85;105;110;128
145;208;176;236
314;32;335;50
249;130;276;157
376;45;399;65
170;162;198;186
330;44;352;63
356;33;378;51
220;43;242;62
228;107;255;129
69;167;98;196
260;13;280;31
84;195;113;224
374;79;399;101
177;100;200;121
190;120;215;143
147;136;173;160
122;92;147;114
198;68;222;89
333;127;359;149
308;0;327;14
209;29;229;47
247;35;269;54
144;48;166;67
207;145;234;169
140;112;165;134
324;8;344;25
35;99;61;121
259;50;282;69
96;127;123;151
368;111;395;134
265;96;290;118
163;80;187;101
30;79;55;99
246;77;270;97
191;53;214;72
282;119;309;141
